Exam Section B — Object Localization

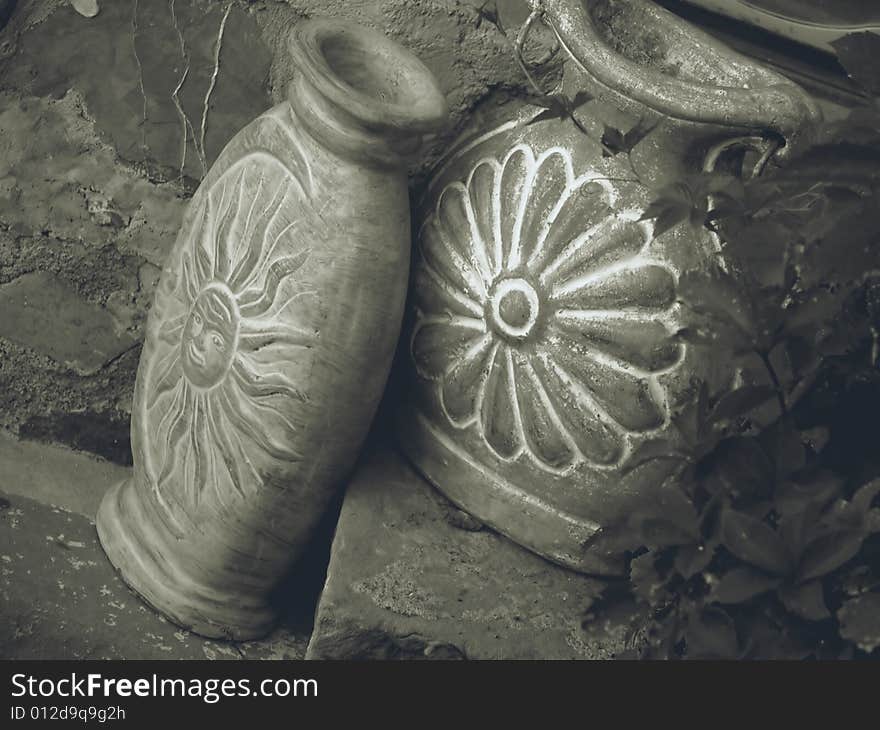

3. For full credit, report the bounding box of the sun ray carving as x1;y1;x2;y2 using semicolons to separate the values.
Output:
139;153;317;509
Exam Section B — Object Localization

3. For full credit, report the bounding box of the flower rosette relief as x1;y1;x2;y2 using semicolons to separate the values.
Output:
411;145;684;472
140;152;317;512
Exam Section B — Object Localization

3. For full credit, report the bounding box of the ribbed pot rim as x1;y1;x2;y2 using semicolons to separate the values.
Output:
288;18;448;134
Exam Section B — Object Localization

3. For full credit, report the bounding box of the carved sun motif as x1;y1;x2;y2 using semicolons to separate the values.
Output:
411;145;683;472
143;154;315;508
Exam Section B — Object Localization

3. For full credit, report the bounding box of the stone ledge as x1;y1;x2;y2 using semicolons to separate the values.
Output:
307;446;645;660
0;272;137;376
0;490;311;660
0;428;129;518
0;431;319;660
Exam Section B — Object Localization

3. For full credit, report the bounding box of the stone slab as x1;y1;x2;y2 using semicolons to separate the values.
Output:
307;447;644;660
2;0;273;181
0;428;129;518
0;490;310;660
0;271;136;375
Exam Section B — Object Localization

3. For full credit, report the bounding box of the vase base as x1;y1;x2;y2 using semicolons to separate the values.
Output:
396;409;624;576
96;478;277;641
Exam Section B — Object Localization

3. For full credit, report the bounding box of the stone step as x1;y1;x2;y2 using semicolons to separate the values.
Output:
0;429;128;518
307;446;645;660
0;489;311;660
0;431;315;659
1;428;643;660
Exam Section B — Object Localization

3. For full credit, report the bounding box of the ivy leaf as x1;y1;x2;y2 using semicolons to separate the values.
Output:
840;565;880;598
675;269;756;353
797;529;866;583
705;437;774;502
673;326;716;348
631;485;701;550
831;31;880;97
669;381;709;449
779;580;830;621
686;606;739;659
629;551;667;604
853;479;880;514
641;172;744;238
759;418;807;482
708;385;777;426
621;438;690;475
655;485;700;534
797;200;880;293
711;565;781;604
774;476;841;553
721;507;793;575
777;508;813;559
601;117;657;157
715;215;794;290
633;519;696;550
837;593;880;653
526;92;594;133
675;541;716;579
639;181;704;238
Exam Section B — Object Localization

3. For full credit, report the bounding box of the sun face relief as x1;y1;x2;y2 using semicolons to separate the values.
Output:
139;153;320;511
180;284;240;390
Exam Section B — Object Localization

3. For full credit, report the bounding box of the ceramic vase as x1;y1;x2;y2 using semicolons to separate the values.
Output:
97;19;447;639
397;0;820;574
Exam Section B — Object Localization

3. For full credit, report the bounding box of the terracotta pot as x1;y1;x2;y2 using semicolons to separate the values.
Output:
396;0;820;574
97;19;447;639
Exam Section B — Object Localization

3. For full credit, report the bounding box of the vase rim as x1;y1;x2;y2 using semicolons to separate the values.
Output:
289;18;448;134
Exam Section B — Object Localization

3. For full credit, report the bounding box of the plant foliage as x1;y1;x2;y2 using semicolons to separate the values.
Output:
506;12;880;658
581;32;880;659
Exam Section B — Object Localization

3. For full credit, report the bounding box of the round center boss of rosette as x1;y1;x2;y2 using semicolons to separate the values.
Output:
489;277;541;341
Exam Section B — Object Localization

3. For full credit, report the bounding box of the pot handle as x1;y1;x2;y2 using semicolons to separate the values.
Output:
529;0;821;158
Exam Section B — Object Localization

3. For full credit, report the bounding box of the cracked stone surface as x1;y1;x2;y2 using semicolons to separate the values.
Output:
0;271;138;375
307;445;645;660
1;0;273;182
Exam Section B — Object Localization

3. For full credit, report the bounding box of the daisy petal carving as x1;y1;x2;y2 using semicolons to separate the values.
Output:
527;181;612;273
511;350;576;469
531;354;624;465
553;263;676;312
546;335;665;431
553;315;682;372
412;317;485;380
546;217;648;289
480;347;522;459
421;218;486;303
498;147;532;269
441;335;495;425
515;152;569;267
437;183;492;284
468;161;500;276
414;262;482;320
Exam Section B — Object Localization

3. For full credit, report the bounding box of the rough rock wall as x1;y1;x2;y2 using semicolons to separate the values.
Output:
0;0;553;464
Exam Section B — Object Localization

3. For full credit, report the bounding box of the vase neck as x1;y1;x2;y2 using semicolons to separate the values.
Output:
287;19;448;168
